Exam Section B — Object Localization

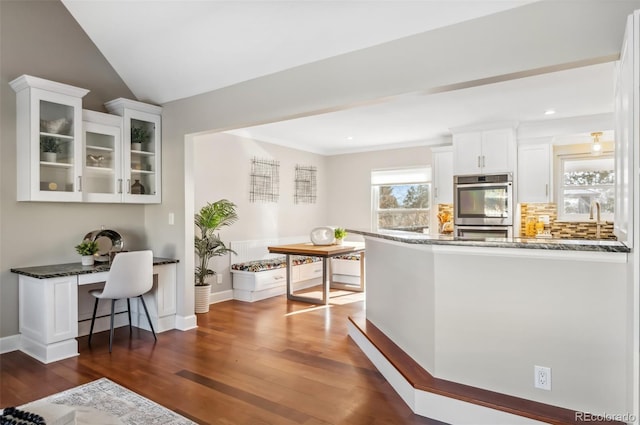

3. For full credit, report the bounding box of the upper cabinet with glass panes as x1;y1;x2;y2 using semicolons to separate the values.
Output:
105;98;162;204
10;76;163;204
10;75;89;202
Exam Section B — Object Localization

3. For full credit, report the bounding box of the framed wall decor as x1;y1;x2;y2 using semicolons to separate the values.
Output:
294;165;317;204
249;157;279;202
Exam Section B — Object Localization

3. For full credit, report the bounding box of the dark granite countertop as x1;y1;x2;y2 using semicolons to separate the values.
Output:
347;229;630;253
10;257;179;279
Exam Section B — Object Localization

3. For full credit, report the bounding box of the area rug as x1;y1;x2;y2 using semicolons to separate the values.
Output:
22;378;196;425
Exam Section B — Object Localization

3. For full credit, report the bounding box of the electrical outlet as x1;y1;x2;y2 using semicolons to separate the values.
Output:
216;273;222;284
534;365;551;390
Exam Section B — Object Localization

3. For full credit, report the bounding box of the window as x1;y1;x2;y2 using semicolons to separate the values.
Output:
558;154;614;221
371;167;431;233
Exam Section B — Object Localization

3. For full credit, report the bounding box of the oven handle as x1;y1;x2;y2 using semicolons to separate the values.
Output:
456;182;512;189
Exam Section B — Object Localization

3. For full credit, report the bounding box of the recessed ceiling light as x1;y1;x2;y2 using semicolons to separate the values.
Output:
346;136;354;140
544;109;556;115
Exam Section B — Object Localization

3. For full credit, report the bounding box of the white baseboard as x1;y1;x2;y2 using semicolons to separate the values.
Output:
175;314;197;331
210;289;233;304
346;321;548;425
0;334;21;354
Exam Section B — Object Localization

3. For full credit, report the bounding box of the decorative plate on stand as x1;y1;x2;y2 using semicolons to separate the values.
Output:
310;227;335;245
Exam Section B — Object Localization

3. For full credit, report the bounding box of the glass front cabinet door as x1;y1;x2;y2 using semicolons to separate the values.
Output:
105;98;162;204
82;110;123;203
10;75;89;202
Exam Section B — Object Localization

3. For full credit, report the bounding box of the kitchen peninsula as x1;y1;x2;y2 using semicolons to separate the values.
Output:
347;229;631;424
11;257;178;364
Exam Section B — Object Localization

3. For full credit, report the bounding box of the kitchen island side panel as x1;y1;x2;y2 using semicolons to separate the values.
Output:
362;235;629;416
364;237;436;373
432;248;627;415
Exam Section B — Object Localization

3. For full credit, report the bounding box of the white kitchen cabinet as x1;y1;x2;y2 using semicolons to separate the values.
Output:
517;144;551;203
10;75;89;202
105;98;162;204
453;128;516;175
432;146;453;204
82;110;123;203
19;275;78;363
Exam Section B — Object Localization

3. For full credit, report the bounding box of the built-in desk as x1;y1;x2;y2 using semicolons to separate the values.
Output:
11;257;179;364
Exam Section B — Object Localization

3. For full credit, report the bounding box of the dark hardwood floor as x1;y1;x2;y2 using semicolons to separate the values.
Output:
0;289;445;424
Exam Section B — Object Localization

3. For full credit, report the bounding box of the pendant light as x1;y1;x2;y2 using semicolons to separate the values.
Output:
591;131;603;156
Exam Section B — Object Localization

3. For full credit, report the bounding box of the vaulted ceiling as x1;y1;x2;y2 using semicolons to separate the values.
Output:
61;1;626;154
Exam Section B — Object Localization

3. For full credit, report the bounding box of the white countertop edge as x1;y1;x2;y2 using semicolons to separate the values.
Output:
430;244;628;263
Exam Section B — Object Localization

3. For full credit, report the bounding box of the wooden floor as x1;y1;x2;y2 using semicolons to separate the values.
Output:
0;289;446;425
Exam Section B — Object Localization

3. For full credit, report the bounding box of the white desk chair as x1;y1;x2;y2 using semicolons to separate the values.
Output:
88;250;157;352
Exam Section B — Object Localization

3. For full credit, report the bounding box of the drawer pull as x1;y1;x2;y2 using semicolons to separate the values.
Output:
274;276;284;280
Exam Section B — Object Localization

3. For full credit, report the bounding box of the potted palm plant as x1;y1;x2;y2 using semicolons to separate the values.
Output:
194;199;238;313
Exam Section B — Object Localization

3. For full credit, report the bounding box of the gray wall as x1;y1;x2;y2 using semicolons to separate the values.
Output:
0;0;140;337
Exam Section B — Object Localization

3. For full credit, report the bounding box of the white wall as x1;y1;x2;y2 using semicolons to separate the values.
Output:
193;132;328;292
365;238;630;415
433;249;628;415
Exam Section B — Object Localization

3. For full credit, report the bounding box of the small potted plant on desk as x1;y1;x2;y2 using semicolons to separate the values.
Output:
334;227;347;245
75;240;99;266
194;199;238;313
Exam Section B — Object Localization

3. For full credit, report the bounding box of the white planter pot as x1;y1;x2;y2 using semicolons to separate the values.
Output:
194;284;211;314
81;255;94;266
131;142;142;151
42;152;57;162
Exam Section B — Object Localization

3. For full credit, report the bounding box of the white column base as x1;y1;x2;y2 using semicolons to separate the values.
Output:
20;335;78;364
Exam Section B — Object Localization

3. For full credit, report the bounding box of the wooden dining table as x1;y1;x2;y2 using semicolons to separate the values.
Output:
267;242;365;305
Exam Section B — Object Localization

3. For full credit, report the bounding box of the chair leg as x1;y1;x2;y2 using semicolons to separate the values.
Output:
109;299;116;353
88;298;99;345
127;298;132;334
138;295;157;341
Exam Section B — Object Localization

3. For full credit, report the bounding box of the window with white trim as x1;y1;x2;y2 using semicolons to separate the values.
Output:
371;167;431;233
557;154;614;221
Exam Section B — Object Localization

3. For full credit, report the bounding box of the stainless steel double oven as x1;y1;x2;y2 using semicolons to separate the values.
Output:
453;173;513;239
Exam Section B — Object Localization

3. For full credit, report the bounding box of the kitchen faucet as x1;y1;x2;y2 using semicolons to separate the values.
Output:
589;200;601;239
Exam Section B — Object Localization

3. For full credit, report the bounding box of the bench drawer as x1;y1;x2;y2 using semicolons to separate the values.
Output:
297;262;323;281
232;268;287;291
331;258;360;276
